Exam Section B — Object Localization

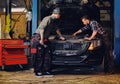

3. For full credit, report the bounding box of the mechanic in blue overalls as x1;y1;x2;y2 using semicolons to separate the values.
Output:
31;8;65;77
73;15;112;73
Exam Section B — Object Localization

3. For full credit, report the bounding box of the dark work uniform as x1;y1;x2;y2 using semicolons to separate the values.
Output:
81;20;111;73
31;15;58;73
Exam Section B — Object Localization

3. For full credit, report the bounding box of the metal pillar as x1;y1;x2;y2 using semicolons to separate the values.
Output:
32;0;38;35
4;0;11;39
0;18;1;39
38;0;42;21
26;11;32;38
114;0;120;65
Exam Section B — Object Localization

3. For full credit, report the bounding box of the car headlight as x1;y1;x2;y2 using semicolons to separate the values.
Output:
88;39;102;50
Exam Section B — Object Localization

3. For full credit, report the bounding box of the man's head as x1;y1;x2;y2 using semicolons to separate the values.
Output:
52;8;61;19
81;15;90;25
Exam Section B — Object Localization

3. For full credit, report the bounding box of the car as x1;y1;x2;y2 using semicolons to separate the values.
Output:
38;0;104;70
49;35;104;68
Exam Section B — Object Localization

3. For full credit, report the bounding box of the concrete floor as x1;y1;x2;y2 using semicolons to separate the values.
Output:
0;66;120;84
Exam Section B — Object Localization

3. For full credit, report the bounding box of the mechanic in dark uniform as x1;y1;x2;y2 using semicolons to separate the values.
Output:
31;8;65;77
73;15;111;73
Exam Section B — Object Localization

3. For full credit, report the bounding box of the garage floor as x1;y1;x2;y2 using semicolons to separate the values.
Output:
0;66;120;84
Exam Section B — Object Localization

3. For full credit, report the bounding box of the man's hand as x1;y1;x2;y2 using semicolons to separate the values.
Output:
72;29;82;36
72;33;77;36
84;37;92;40
59;36;65;41
40;40;44;45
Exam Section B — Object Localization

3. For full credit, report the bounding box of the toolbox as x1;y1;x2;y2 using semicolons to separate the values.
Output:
0;40;28;66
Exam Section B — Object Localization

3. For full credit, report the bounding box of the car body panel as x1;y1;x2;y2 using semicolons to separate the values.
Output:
49;35;104;66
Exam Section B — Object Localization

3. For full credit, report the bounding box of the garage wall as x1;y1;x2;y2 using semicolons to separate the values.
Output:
114;0;120;65
0;12;27;39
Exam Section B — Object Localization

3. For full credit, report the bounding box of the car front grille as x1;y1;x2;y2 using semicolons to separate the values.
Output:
51;40;90;56
54;43;84;50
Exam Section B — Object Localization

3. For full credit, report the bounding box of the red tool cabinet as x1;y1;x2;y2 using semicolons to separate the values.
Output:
0;40;28;66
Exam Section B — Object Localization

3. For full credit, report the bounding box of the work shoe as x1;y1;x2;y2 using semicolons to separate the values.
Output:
35;72;43;77
43;72;54;77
